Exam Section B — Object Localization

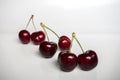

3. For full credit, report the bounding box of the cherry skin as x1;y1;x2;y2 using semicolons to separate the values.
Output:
18;30;30;44
78;50;98;71
58;51;78;72
39;41;57;58
58;36;71;51
31;31;45;45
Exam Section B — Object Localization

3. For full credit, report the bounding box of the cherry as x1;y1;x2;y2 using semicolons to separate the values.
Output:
39;23;58;58
31;31;45;45
29;15;45;45
39;41;57;58
72;32;98;71
78;50;98;71
18;15;33;44
58;36;71;51
18;30;30;44
58;33;78;72
58;51;77;72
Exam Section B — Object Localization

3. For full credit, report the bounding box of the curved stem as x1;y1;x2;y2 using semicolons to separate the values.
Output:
72;32;85;53
25;15;33;29
40;23;50;41
31;16;37;31
69;33;74;52
40;22;60;39
45;26;60;39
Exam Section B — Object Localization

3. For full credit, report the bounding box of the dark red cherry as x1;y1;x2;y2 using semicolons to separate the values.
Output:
39;41;57;58
58;36;71;51
18;30;30;44
31;31;45;45
58;51;77;72
78;50;98;71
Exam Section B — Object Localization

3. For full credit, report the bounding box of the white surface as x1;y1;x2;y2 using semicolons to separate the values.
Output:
0;0;120;80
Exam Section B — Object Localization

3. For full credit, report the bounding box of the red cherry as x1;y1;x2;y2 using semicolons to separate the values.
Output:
58;51;77;72
18;30;30;44
39;41;57;58
78;50;98;71
31;31;45;45
58;36;71;51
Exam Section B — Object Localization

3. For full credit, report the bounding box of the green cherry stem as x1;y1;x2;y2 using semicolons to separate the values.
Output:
40;22;50;41
25;15;37;31
69;33;74;52
40;22;60;40
31;15;37;31
25;15;33;29
45;26;59;38
72;32;85;53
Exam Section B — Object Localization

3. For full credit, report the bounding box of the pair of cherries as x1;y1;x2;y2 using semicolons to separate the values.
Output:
19;15;45;45
58;33;98;72
18;15;98;72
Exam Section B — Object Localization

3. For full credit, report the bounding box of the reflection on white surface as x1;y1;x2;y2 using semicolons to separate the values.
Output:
47;0;115;9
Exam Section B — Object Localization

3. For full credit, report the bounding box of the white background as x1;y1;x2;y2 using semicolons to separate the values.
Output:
0;0;120;80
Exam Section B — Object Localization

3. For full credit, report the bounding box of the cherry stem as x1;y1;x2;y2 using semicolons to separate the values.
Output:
40;22;60;40
69;33;74;52
72;32;85;53
40;23;50;41
31;15;37;31
25;15;33;29
25;15;37;31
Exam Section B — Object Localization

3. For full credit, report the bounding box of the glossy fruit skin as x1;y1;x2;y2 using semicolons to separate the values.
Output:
31;31;45;45
78;50;98;71
39;41;57;58
58;36;71;51
18;30;30;44
58;51;78;72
